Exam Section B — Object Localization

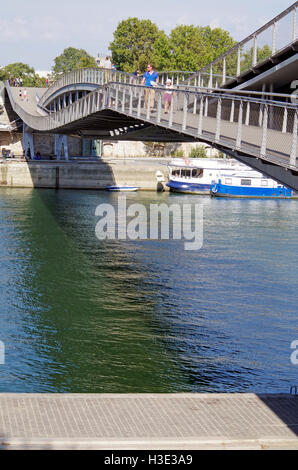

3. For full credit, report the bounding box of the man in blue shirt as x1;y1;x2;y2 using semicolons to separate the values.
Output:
142;63;159;111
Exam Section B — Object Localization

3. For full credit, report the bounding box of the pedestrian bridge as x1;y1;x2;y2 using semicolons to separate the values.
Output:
3;2;298;190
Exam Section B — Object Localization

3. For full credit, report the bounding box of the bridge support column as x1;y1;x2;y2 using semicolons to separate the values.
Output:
55;135;69;161
22;123;34;158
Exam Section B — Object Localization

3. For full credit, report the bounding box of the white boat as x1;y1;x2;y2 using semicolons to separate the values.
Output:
210;171;295;198
166;158;252;194
106;185;139;192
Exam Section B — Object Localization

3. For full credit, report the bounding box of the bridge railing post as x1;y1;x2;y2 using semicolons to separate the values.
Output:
272;21;277;55
121;86;125;113
260;104;268;157
115;86;119;110
282;107;288;133
293;6;297;41
137;87;142;118
168;90;174;128
215;97;222;143
129;88;133;114
222;57;226;85
236;100;243;150
245;101;251;126
197;95;204;136
157;90;162;123
290;109;298;166
252;35;258;67
204;96;209;117
182;93;188;131
237;47;241;76
146;88;151;120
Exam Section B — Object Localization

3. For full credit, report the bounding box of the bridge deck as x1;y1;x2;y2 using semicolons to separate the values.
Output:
9;87;47;116
0;393;298;449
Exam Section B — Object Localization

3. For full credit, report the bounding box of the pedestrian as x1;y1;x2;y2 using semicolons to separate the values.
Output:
164;79;173;113
19;77;23;87
23;88;28;101
103;56;112;69
46;78;49;87
19;89;22;100
103;56;112;82
142;63;159;112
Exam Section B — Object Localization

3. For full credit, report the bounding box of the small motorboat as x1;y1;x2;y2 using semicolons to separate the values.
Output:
106;185;139;192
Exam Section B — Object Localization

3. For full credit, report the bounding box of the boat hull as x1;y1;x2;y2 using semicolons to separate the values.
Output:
210;183;293;198
166;180;210;195
106;186;139;192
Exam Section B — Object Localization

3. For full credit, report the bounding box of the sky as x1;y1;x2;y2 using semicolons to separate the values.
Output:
0;0;293;71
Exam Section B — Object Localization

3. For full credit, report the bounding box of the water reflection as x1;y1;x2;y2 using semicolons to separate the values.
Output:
0;188;297;393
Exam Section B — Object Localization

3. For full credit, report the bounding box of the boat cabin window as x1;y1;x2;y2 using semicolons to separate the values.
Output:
171;169;180;177
241;179;252;186
261;180;268;186
225;178;232;185
192;168;203;178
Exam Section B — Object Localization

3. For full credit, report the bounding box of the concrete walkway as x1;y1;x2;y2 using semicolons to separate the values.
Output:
9;87;46;116
0;393;298;449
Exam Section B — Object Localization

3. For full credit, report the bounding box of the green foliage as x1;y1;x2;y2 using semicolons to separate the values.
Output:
188;145;208;158
171;148;184;158
110;19;236;73
152;32;173;71
110;18;162;72
0;62;48;87
52;47;97;76
240;45;272;72
168;25;207;71
0;62;38;86
78;56;99;69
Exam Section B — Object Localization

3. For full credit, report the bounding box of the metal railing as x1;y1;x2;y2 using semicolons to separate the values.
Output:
5;79;298;169
185;1;298;88
158;71;235;87
39;68;142;107
108;83;298;168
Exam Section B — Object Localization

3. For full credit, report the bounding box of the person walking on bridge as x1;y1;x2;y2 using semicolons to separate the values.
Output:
142;63;158;112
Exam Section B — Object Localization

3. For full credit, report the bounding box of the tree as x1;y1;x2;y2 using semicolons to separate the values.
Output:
152;32;173;71
0;62;36;86
109;17;236;74
168;25;207;71
52;47;97;76
240;45;272;73
110;18;163;72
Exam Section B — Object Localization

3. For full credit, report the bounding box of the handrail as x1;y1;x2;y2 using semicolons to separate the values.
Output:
4;78;298;172
185;1;298;87
39;68;142;107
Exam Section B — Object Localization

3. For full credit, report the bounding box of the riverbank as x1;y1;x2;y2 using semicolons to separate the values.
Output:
0;158;169;190
0;393;298;449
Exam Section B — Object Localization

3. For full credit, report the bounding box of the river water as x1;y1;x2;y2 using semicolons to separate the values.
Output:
0;188;297;393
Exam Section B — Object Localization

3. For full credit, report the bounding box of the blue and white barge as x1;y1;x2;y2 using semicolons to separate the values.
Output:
166;158;250;195
210;172;295;198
